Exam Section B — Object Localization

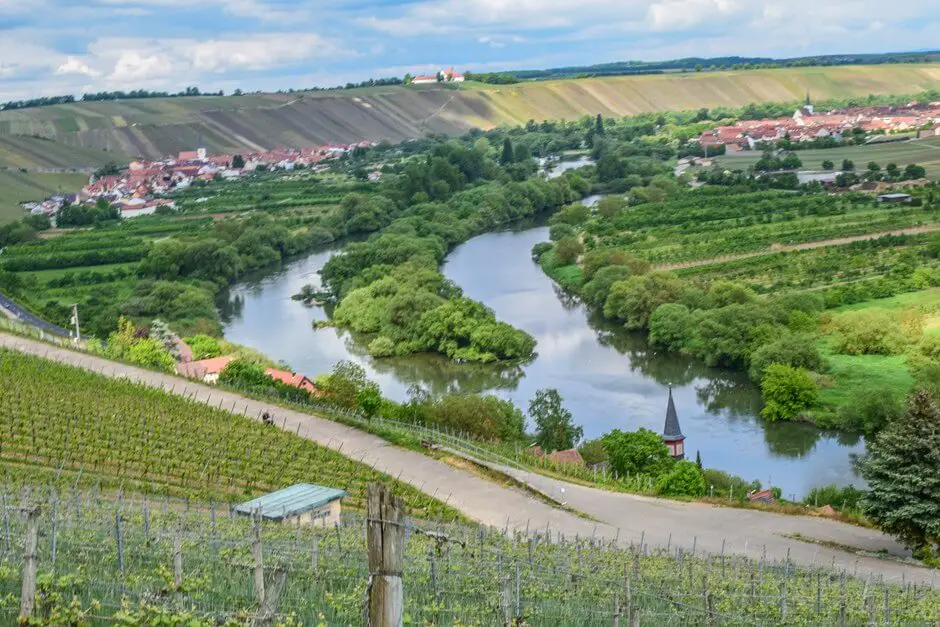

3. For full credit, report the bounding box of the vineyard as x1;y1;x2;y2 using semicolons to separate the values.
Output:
0;349;457;521
586;189;940;267
0;487;938;625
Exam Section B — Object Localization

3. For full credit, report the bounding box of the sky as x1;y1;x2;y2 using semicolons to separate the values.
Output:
1;0;938;102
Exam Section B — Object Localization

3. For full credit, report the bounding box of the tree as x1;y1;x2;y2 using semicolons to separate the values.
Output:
595;113;605;136
529;388;582;452
867;161;881;172
554;237;583;265
885;162;900;179
821;159;834;170
759;364;819;422
841;159;855;172
904;163;927;180
656;461;707;497
126;338;176;372
648;303;694;352
232;154;245;169
356;385;384;418
858;391;940;554
748;334;824;381
602;428;672;477
500;138;514;165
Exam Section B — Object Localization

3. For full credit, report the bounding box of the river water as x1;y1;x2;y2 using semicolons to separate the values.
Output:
220;158;866;498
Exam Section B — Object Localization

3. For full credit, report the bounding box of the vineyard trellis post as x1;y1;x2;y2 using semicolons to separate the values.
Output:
252;510;265;605
366;482;404;627
18;505;39;623
173;531;183;590
2;492;11;554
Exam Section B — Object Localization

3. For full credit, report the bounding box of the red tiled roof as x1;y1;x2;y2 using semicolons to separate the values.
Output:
176;355;235;378
265;368;317;393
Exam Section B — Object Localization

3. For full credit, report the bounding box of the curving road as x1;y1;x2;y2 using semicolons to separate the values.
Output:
0;292;72;338
1;332;936;587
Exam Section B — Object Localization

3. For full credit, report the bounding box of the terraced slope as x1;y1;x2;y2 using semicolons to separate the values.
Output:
1;64;938;161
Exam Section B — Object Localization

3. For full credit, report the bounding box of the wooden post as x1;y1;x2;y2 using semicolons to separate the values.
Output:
19;506;39;622
366;483;404;627
255;569;288;627
173;533;184;590
252;512;265;606
312;535;319;579
115;512;125;595
2;492;11;554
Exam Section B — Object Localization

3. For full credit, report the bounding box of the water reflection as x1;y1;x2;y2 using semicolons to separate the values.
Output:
221;220;866;496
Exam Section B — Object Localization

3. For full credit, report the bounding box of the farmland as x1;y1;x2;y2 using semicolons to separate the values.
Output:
1;487;938;625
714;136;940;180
0;348;455;519
0;65;938;162
535;184;940;428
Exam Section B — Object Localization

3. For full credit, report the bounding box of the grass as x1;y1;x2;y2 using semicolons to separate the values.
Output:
714;136;940;180
817;347;914;409
0;171;89;223
21;261;140;283
833;286;940;313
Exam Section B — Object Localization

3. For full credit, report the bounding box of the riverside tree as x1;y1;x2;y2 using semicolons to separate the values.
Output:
529;388;583;452
859;390;940;556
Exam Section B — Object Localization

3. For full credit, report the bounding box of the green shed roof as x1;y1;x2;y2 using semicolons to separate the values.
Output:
234;484;347;520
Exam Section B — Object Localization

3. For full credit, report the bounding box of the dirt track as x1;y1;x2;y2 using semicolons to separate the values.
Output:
1;332;937;586
655;224;940;271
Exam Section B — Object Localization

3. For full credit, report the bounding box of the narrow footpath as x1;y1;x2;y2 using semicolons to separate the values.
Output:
1;333;936;587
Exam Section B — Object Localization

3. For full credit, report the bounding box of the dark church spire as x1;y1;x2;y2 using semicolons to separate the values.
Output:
662;385;686;460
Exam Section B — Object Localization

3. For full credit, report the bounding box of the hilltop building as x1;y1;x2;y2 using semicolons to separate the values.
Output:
663;386;686;460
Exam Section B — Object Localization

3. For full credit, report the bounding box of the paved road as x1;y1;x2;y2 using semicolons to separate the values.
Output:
0;292;72;338
1;332;936;586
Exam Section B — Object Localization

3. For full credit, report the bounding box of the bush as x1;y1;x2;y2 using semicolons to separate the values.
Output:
759;364;819;422
530;241;553;260
554;237;584;265
830;310;909;356
804;484;864;511
368;336;396;358
748;334;824;381
549;224;576;241
835;388;903;433
578;438;608;466
602;429;673;477
702;468;761;499
185;334;222;360
656;461;707;497
648;304;694;351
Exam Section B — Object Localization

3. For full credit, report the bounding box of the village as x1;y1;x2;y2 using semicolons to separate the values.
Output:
697;99;940;151
22;141;376;220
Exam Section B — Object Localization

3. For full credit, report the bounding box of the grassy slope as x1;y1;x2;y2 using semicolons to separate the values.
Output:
0;170;89;223
818;288;940;408
1;65;938;162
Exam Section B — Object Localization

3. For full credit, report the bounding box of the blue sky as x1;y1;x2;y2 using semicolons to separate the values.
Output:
1;0;938;101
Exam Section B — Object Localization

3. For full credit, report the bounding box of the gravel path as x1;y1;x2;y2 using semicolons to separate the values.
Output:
2;332;936;586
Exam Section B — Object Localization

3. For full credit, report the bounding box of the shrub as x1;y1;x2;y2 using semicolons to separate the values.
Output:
549;224;576;242
759;364;819;422
602;429;673;477
554;237;584;265
830;310;908;356
804;484;864;511
185;334;222;360
656;461;707;497
702;468;761;500
578;438;608;466
648;304;694;352
748;334;824;381
368;336;396;358
835;388;903;433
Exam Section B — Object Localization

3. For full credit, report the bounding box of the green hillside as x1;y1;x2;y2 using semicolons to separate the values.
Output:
1;64;938;162
0;170;89;222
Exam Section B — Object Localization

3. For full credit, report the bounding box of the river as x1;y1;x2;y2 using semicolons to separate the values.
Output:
220;157;865;498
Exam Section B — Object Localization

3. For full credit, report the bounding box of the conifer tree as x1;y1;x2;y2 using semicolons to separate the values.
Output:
858;390;940;554
500;138;514;165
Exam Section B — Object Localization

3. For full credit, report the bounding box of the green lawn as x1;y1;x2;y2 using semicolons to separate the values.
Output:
833;287;940;313
818;346;914;409
715;137;940;180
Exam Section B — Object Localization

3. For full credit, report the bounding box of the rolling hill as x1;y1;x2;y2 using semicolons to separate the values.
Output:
1;64;939;163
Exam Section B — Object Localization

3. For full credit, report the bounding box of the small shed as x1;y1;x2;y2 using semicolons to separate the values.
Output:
235;484;347;527
877;193;912;204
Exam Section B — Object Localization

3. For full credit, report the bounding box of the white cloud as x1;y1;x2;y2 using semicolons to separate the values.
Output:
55;57;101;78
647;0;745;31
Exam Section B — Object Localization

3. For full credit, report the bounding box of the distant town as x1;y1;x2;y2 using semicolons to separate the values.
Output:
23;141;376;221
698;100;940;151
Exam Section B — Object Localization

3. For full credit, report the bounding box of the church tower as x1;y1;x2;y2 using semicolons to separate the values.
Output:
663;385;686;460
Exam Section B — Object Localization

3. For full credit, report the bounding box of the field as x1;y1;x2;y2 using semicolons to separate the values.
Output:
0;65;938;161
1;488;937;625
714;136;940;180
0;171;90;223
0;348;455;520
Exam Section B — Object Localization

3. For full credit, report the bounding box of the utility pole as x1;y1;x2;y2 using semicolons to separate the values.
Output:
70;303;81;340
